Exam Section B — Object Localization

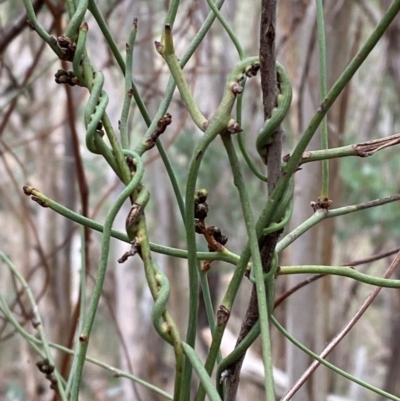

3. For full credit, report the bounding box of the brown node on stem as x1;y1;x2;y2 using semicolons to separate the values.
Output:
31;196;49;208
231;82;243;95
54;69;83;86
227;120;243;134
26;20;36;30
217;305;230;325
310;196;332;212
154;40;163;54
57;36;76;61
79;334;88;342
245;62;260;77
118;243;139;263
23;185;34;196
145;113;172;150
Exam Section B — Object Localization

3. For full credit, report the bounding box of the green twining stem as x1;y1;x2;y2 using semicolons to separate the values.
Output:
120;20;137;149
182;342;222;401
72;25;87;83
0;296;43;355
156;25;208;131
135;216;183;401
0;253;68;400
65;0;89;40
70;151;144;400
214;192;400;382
79;33;131;184
236;78;269;182
256;62;293;159
180;56;259;400
216;320;260;393
262;198;293;235
72;23;131;183
87;0;187;237
271;315;400;401
151;263;173;344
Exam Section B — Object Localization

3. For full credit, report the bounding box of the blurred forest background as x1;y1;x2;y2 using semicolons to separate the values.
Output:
1;0;400;400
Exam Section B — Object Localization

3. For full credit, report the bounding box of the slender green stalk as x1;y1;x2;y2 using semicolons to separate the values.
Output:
221;134;275;401
156;141;186;220
165;0;180;27
279;265;400;288
120;20;137;149
182;342;222;401
156;26;208;131
277;193;400;252
300;133;400;164
271;315;400;401
23;186;241;264
70;152;144;400
316;0;329;197
66;227;88;397
0;253;68;401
